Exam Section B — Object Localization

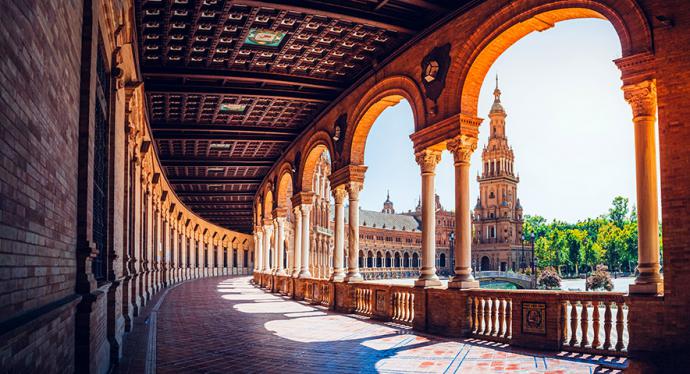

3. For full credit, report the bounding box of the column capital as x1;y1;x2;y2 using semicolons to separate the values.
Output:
299;203;312;214
447;135;478;165
415;148;443;174
345;181;363;200
292;205;302;216
272;207;288;218
329;164;368;187
291;191;315;206
332;185;348;204
622;79;657;120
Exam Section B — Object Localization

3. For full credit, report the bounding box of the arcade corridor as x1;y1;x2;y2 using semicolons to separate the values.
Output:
117;276;624;373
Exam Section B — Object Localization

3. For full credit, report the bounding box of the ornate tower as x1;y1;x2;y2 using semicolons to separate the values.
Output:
382;190;395;214
472;77;524;271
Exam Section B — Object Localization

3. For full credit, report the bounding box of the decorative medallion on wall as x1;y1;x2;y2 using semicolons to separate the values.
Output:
332;113;348;169
292;151;301;191
420;44;451;105
376;290;387;312
522;302;546;335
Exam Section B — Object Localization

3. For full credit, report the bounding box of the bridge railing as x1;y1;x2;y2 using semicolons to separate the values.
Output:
475;271;533;282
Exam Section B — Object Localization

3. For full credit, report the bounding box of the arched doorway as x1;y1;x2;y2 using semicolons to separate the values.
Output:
481;256;491;271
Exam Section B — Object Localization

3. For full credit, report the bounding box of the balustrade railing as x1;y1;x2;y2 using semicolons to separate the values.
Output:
321;282;330;307
468;291;513;342
354;287;373;316
391;288;414;325
560;293;628;355
255;273;630;357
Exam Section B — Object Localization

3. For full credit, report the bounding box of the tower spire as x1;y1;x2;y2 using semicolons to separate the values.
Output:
490;74;505;115
493;74;501;102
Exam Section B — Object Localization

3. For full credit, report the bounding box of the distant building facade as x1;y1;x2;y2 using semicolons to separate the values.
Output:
339;193;454;279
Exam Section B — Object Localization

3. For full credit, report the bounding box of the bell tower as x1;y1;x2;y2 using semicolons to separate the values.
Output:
472;76;524;271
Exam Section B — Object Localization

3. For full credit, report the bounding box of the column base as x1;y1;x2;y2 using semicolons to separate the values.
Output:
298;270;312;279
629;280;663;295
276;269;287;276
448;280;480;289
414;278;442;288
330;272;345;282
344;273;363;283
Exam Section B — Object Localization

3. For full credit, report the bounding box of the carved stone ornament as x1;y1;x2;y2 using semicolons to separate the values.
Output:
623;80;657;119
332;185;348;203
332;113;348;169
420;44;451;102
447;135;478;164
415;149;442;174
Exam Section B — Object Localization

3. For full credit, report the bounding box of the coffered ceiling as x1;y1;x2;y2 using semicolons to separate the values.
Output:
135;0;470;233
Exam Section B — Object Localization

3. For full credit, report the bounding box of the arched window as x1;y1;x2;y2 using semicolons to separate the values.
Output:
404;252;410;267
412;253;419;268
359;250;364;268
395;252;401;267
385;252;392;267
376;251;383;268
440;253;446;268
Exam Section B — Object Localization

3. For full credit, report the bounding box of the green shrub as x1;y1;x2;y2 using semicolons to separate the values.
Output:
537;266;561;290
587;264;614;291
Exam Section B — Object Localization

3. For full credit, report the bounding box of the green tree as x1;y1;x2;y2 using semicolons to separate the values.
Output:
608;196;630;228
622;221;638;272
566;229;588;275
596;222;626;273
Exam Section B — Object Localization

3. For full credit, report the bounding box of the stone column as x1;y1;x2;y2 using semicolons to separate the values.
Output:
254;228;263;272
292;206;302;277
345;182;363;282
275;216;286;275
263;223;273;273
331;186;346;281
272;220;279;274
299;205;312;278
448;136;480;289
415;149;443;287
624;80;663;294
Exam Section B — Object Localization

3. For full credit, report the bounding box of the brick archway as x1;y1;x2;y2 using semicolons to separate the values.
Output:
263;189;274;221
345;75;426;166
276;163;294;210
299;131;335;193
446;0;653;116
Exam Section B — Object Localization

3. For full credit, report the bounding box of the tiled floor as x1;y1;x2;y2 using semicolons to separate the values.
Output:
135;276;627;373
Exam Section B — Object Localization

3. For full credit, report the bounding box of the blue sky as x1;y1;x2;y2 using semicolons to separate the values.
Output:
358;19;656;222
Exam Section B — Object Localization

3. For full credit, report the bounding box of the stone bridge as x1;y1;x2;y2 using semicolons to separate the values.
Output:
474;271;534;289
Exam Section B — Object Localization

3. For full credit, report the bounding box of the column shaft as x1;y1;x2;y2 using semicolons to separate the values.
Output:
299;205;312;278
415;149;442;287
448;136;480;289
276;217;286;275
345;182;363;282
292;207;302;277
625;80;662;294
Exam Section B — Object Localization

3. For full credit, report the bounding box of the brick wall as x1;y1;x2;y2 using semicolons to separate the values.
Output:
645;0;690;353
0;0;83;370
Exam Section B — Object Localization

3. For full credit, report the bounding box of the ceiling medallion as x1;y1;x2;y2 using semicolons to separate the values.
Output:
244;28;286;48
220;103;246;113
